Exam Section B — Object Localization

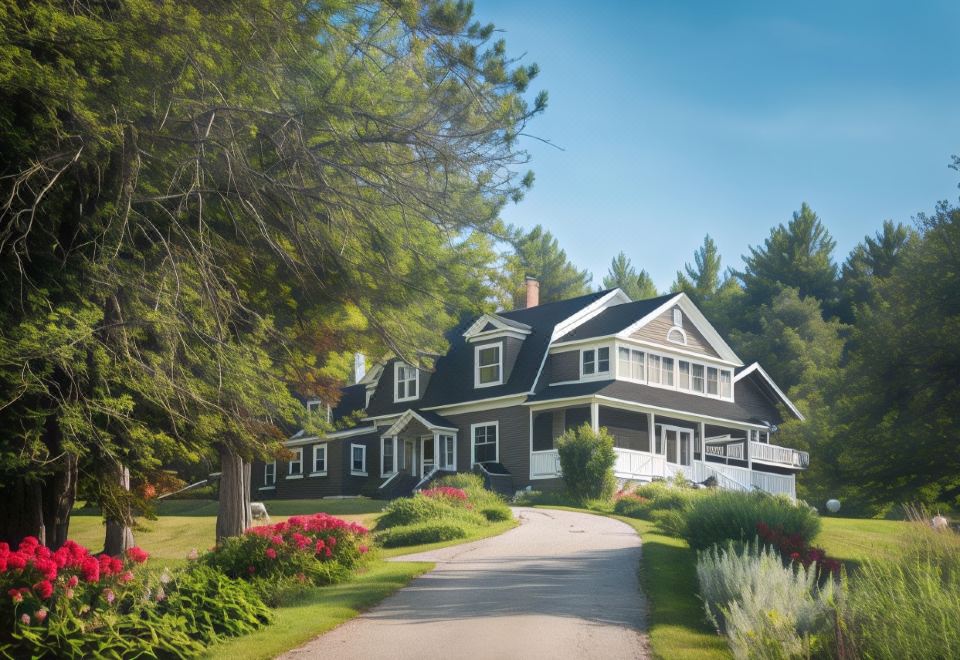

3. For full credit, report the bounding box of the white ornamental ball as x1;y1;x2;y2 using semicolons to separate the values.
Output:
932;514;949;530
826;499;841;513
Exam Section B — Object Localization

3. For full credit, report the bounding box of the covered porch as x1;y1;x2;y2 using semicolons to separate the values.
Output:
380;410;458;484
528;399;804;498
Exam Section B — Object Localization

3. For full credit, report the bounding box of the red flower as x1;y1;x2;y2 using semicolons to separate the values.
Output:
81;557;100;583
33;580;54;600
67;575;79;588
789;552;801;561
265;548;277;560
7;554;27;571
8;588;23;604
359;545;369;554
120;571;135;583
126;547;149;565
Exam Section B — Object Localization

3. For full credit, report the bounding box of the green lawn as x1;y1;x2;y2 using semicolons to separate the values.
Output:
815;516;911;565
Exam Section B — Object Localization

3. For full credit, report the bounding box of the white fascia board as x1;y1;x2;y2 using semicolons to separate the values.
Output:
380;409;459;438
734;362;805;421
463;313;532;340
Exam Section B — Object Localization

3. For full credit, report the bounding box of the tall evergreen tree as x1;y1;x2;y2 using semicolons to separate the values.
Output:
738;204;838;313
836;220;912;323
602;252;658;300
671;235;743;336
502;225;591;308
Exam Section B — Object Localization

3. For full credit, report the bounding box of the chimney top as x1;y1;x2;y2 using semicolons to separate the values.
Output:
524;277;540;309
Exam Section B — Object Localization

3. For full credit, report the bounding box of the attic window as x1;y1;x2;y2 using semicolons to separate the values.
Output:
475;343;503;387
673;308;683;327
667;327;687;345
394;363;419;402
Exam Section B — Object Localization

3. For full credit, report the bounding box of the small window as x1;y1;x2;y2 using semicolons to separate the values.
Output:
692;364;705;392
472;423;498;464
597;347;610;372
720;370;732;398
707;367;719;395
617;347;630;376
394;363;418;402
312;445;327;474
381;438;395;476
647;354;661;384
678;361;690;389
306;399;322;413
439;435;456;470
350;444;367;475
582;347;609;377
673;308;682;326
476;343;502;386
288;448;303;476
662;357;675;387
667;327;687;344
264;461;276;487
630;349;644;380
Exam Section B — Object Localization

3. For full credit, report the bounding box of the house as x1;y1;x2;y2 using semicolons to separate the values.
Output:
251;280;809;501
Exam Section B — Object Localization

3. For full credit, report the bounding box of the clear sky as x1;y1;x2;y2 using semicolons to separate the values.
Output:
475;0;960;292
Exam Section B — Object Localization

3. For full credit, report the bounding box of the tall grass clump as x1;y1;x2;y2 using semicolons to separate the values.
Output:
614;482;706;537
841;508;960;658
682;490;821;552
697;541;840;659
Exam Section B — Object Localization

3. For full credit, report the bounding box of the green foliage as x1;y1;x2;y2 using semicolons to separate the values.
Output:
613;482;705;526
836;220;912;324
602;252;658;300
377;521;470;548
479;506;513;522
434;473;485;491
555;424;616;503
501;225;592;308
377;494;486;530
649;508;688;538
696;541;840;659
681;491;821;552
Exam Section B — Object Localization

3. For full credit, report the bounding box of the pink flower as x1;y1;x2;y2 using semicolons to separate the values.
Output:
359;545;369;554
102;588;115;605
8;588;23;604
247;565;256;574
35;608;48;622
67;575;79;588
126;547;149;565
64;588;74;600
33;580;54;600
186;548;199;561
120;571;134;583
265;547;277;560
20;613;30;626
270;535;284;547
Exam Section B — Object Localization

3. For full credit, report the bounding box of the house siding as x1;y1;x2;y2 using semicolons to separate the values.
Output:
444;406;531;488
599;406;650;452
548;350;580;383
630;306;720;358
734;376;785;425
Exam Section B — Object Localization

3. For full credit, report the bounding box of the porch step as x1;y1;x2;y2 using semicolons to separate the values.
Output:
475;462;514;497
375;474;420;500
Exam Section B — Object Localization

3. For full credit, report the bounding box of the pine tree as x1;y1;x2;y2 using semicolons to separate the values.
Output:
602;252;658;300
501;226;592;308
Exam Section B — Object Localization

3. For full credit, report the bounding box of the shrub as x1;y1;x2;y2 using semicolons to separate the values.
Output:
377;522;469;548
682;490;821;552
649;509;687;537
435;473;485;491
697;541;840;659
378;493;486;530
204;512;371;598
613;482;704;523
556;423;616;503
480;506;513;522
420;486;468;502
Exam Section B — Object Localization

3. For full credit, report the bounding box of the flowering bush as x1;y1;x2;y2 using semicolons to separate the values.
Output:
421;486;468;502
756;522;841;577
204;513;371;603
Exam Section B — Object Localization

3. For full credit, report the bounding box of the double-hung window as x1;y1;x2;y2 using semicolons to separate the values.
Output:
263;462;276;488
312;445;327;475
691;364;705;393
381;439;395;476
661;357;675;387
647;354;662;384
581;347;609;377
475;344;502;387
678;361;690;389
395;363;418;402
350;444;367;475
472;423;498;464
707;367;719;396
438;435;456;470
618;347;645;381
720;370;732;398
288;448;303;477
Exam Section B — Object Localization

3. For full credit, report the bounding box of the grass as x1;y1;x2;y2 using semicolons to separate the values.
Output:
68;498;385;568
377;519;517;558
815;516;911;565
205;561;432;660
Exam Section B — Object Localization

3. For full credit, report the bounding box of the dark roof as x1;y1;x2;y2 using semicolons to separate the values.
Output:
331;384;366;422
364;289;611;417
415;409;457;429
557;293;677;342
527;379;777;425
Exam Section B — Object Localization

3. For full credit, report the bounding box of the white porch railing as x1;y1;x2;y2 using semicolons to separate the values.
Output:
614;448;668;480
750;441;810;469
704;442;745;461
531;449;562;478
750;470;796;499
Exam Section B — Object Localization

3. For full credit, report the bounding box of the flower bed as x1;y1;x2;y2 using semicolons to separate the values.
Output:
756;521;841;577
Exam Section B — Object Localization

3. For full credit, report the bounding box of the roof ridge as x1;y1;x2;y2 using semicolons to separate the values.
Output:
499;289;611;316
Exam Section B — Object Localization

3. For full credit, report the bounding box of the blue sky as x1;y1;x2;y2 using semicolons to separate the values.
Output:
475;1;960;292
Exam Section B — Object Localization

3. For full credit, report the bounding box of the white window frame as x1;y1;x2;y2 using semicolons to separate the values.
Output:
306;399;322;413
394;362;419;403
474;342;503;388
380;437;396;477
438;434;457;470
287;448;303;479
614;342;734;402
470;422;499;466
580;346;610;379
311;444;327;477
707;366;719;396
350;443;367;476
667;327;688;345
260;461;276;490
673;308;683;327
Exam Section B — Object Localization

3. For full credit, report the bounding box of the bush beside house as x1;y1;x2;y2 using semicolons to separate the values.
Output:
556;423;617;503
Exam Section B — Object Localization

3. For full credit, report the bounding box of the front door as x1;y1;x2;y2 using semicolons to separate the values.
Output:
421;435;435;475
400;439;417;476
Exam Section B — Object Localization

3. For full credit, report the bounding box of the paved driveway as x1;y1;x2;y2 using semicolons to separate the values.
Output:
282;507;649;659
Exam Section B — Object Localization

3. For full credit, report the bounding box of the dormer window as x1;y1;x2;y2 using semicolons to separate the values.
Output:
394;363;419;402
306;399;322;413
581;347;610;377
475;343;503;387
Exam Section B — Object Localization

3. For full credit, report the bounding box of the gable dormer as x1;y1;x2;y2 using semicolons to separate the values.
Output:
463;313;532;389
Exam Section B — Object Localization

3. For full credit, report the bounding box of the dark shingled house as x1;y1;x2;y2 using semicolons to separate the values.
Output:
251;285;808;500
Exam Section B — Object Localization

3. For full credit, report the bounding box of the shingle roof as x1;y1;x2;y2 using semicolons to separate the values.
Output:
527;379;775;425
331;384;366;422
364;289;612;417
557;293;677;342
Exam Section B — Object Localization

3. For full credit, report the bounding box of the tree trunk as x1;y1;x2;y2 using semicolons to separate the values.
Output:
103;464;135;555
0;479;46;547
41;452;77;550
216;444;251;543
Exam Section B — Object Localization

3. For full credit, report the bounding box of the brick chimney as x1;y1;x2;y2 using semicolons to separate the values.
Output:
524;276;540;309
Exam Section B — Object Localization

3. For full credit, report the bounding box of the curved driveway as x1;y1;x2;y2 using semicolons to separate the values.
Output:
282;507;649;659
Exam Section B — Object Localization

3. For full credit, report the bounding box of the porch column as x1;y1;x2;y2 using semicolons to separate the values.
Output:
392;436;398;473
649;412;656;453
698;421;705;461
745;428;752;471
590;402;599;433
433;432;440;471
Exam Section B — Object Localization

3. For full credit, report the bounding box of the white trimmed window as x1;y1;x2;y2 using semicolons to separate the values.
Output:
707;367;719;396
471;423;498;465
673;308;683;326
439;434;456;470
263;461;276;488
720;370;732;398
288;448;303;477
662;357;675;387
692;364;705;392
381;438;395;476
647;354;662;384
394;363;418;402
350;444;367;476
581;347;610;377
475;343;502;387
678;361;690;389
306;399;322;413
618;347;645;381
312;444;327;475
